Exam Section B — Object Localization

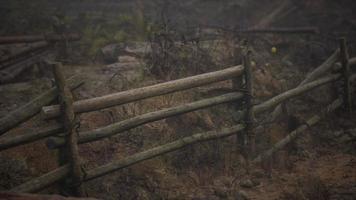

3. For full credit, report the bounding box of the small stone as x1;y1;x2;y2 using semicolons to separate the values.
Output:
240;179;254;188
235;190;249;200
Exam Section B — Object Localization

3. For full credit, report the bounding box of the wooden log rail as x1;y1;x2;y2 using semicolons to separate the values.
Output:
46;92;244;148
0;93;244;151
0;33;81;44
0;50;50;84
11;86;348;193
46;73;342;149
0;41;49;65
5;44;356;195
41;65;245;119
253;98;343;164
10;125;245;193
236;27;319;34
11;91;347;193
0;76;83;136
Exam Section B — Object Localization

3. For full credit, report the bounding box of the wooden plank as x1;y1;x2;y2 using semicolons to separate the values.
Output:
52;62;84;196
47;92;245;148
0;75;83;136
42;65;244;119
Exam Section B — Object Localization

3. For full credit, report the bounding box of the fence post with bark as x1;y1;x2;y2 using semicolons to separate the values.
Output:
52;62;84;196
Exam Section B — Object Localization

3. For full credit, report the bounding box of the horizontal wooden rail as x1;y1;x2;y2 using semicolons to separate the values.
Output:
237;27;319;34
253;74;341;114
47;73;341;149
11;124;245;193
0;41;49;64
0;124;63;151
0;76;83;136
84;125;245;181
41;65;244;119
253;98;342;164
10;165;70;193
0;33;81;44
47;92;244;148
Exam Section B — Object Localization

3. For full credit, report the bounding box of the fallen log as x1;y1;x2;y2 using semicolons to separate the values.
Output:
0;76;83;136
47;92;244;148
0;33;81;44
0;49;49;83
0;41;49;65
42;65;244;119
0;124;63;151
253;98;342;164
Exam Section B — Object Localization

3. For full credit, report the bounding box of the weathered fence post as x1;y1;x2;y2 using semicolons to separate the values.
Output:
339;38;353;113
52;62;84;196
243;52;254;157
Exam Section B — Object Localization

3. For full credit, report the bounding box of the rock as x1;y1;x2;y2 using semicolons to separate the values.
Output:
239;179;254;188
213;187;229;199
234;190;249;200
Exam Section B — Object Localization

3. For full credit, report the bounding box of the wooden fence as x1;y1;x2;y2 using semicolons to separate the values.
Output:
0;38;355;196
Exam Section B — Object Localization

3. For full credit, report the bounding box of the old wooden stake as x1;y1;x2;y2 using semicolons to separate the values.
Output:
339;38;352;113
243;52;255;158
52;62;84;196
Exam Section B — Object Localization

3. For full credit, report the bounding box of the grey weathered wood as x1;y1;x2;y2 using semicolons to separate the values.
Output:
0;124;63;151
0;33;81;44
52;63;84;196
253;98;342;164
47;92;245;148
339;38;352;113
270;50;340;121
84;124;245;181
11;124;245;192
0;50;50;83
301;49;340;85
243;53;255;157
0;41;49;65
48;74;341;149
9;165;70;193
42;65;245;119
253;74;341;114
237;27;319;34
0;76;83;136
